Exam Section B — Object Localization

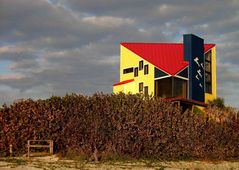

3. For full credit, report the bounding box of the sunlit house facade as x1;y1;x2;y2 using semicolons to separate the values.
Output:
113;34;216;104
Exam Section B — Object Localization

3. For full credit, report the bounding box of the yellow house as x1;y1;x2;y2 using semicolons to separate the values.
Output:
113;34;216;105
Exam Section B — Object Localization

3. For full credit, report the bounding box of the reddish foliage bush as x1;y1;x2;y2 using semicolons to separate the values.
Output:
0;93;239;160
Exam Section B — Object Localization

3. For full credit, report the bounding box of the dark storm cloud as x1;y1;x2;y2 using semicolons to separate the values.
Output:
0;0;239;107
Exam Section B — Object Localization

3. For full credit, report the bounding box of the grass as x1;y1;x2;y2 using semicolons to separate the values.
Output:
1;155;239;169
0;157;27;169
0;157;27;165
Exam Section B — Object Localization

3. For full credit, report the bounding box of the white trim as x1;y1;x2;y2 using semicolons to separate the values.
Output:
204;47;214;54
175;66;189;76
174;75;189;80
154;66;170;75
154;75;171;80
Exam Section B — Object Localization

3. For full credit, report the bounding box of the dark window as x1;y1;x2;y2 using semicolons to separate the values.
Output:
205;62;211;72
155;77;187;98
139;82;143;93
144;86;149;97
155;78;172;98
205;72;211;83
155;67;168;78
123;67;133;74
144;65;149;75
206;83;212;93
139;60;143;70
134;67;138;77
177;67;188;78
173;78;187;98
205;50;212;93
205;50;211;62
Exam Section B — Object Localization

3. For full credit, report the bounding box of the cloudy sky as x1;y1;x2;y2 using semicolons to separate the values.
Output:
0;0;239;107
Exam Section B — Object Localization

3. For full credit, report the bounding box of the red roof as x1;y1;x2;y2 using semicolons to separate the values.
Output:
204;44;215;53
121;43;215;75
113;79;134;86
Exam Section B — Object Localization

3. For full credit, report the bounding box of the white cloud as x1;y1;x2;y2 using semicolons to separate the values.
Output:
93;55;119;66
0;74;24;80
0;45;33;54
82;16;135;28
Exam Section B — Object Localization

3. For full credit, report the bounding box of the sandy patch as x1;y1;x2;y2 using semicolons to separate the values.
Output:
1;155;239;170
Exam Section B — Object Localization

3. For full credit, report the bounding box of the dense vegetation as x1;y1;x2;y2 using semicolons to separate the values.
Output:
0;93;239;160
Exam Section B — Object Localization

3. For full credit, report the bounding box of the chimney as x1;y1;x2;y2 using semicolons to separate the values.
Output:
183;34;205;102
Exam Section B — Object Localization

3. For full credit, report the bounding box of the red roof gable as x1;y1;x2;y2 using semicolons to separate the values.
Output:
204;44;216;53
121;43;215;75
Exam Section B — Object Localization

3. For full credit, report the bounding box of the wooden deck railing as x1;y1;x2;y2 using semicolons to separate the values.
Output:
27;140;53;157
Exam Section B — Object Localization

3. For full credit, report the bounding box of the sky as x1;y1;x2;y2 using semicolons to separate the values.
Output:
0;0;239;107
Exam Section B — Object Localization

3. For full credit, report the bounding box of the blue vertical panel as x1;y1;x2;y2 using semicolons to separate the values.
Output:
184;34;205;102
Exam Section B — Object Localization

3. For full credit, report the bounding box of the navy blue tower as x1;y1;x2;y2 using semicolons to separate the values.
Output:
184;34;205;102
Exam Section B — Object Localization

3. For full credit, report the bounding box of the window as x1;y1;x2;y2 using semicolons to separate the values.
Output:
139;60;143;70
144;86;149;97
123;67;133;74
206;84;212;94
177;67;188;78
155;78;172;98
154;67;168;78
205;62;211;73
205;50;212;93
144;65;149;75
173;78;187;98
155;77;187;98
205;72;211;83
205;51;211;62
139;82;143;93
134;67;138;77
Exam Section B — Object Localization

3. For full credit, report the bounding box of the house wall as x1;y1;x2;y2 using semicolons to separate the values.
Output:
113;83;124;93
113;45;154;95
205;46;217;102
113;44;217;104
113;81;135;94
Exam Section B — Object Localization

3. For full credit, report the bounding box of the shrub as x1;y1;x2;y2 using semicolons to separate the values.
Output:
208;97;225;109
0;93;239;160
